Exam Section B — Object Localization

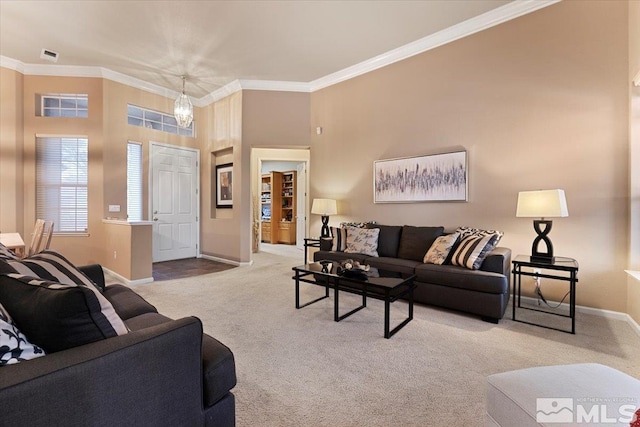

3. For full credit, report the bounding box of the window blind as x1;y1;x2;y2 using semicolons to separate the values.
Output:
36;137;88;233
127;142;143;221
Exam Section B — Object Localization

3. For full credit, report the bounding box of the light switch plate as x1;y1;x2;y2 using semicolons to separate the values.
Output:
108;205;121;212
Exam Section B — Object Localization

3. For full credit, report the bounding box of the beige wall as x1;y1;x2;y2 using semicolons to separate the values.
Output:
202;90;310;263
628;0;640;323
310;0;630;312
0;72;206;277
21;75;106;264
1;1;637;317
242;90;311;260
0;67;24;234
201;91;243;262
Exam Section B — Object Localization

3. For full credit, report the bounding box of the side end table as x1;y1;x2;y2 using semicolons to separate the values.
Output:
512;255;579;334
303;238;321;264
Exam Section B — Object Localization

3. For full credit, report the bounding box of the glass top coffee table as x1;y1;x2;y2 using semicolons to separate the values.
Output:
292;260;416;338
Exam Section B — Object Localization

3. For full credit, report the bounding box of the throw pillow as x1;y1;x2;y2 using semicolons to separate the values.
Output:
344;226;380;257
340;221;375;229
0;302;45;366
423;233;460;265
0;250;100;291
396;226;445;262
0;243;20;261
456;226;504;244
450;234;499;270
330;226;347;252
0;273;128;353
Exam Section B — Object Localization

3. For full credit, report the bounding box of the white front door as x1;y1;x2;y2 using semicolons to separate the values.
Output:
150;143;199;262
296;162;306;250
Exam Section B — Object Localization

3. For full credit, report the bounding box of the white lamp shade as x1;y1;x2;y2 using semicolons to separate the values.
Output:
311;198;337;216
516;189;568;218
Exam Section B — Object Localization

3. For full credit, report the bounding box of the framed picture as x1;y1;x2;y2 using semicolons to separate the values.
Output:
373;150;467;203
216;163;233;208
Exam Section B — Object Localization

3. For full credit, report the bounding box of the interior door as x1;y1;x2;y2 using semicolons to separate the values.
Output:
296;162;306;250
151;143;199;262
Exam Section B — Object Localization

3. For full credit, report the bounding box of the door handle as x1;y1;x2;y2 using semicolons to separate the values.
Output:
153;217;158;221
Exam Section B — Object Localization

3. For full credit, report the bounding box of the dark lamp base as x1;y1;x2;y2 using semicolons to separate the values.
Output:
530;255;555;264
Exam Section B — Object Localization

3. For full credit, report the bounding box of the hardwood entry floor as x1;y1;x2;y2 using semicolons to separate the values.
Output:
153;258;235;281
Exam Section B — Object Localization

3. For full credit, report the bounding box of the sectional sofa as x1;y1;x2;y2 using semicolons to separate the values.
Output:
314;224;512;322
0;247;236;427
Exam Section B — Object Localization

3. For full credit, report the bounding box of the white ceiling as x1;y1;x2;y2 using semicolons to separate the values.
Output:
1;1;546;100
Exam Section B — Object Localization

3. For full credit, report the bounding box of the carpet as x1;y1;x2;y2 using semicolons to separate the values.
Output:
118;250;640;427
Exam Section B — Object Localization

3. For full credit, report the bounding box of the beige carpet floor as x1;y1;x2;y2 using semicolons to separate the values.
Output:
112;249;640;427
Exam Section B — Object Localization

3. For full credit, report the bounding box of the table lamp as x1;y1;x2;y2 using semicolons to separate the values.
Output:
516;189;568;263
311;198;337;238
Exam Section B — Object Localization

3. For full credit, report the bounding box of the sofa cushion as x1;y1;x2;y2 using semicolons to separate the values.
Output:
366;257;421;276
0;250;100;291
423;233;460;265
344;226;380;257
0;302;45;365
0;273;128;353
103;284;158;320
397;226;444;261
450;234;499;270
414;263;508;294
126;312;237;408
367;224;402;258
124;312;173;331
202;334;237;407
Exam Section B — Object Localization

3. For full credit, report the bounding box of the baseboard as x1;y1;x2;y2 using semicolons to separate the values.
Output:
102;267;154;286
519;295;640;338
199;253;253;267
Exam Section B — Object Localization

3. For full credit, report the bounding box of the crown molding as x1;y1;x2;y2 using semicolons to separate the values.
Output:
0;56;25;73
1;0;560;105
309;0;562;91
205;80;311;103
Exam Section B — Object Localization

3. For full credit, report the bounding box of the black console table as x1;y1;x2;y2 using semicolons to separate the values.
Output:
303;238;321;264
512;255;579;334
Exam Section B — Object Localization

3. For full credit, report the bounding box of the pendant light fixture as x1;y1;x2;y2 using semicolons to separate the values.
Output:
174;75;193;128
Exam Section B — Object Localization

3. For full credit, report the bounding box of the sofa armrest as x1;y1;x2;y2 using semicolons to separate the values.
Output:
78;263;106;291
480;247;512;277
0;317;205;427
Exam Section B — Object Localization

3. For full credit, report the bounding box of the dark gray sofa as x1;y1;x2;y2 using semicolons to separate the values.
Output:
0;264;236;427
314;224;511;322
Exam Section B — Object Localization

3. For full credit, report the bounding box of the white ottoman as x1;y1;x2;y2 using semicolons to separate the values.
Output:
486;363;640;427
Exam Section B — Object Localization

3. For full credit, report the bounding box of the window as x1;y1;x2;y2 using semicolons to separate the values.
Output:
127;104;194;137
41;94;88;118
127;142;143;221
36;136;88;233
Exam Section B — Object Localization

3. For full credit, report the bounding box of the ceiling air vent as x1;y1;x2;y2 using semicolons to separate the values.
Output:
40;48;59;63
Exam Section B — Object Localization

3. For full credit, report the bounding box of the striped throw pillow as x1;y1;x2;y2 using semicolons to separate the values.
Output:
0;243;20;261
0;273;128;353
450;234;499;270
330;226;347;252
1;250;99;291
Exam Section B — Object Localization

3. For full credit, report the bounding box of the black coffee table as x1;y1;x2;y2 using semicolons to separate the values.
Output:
292;260;416;338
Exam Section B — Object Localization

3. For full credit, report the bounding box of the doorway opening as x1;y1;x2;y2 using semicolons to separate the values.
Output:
251;148;310;258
